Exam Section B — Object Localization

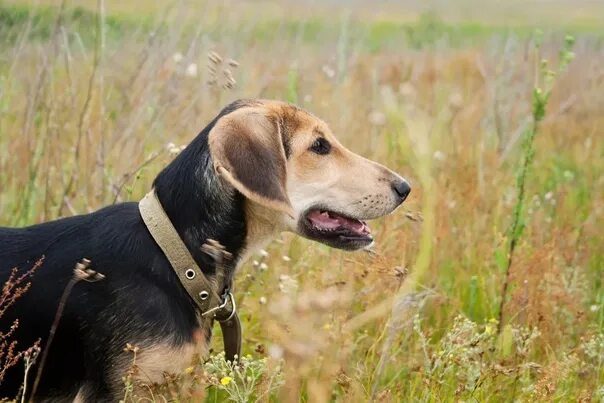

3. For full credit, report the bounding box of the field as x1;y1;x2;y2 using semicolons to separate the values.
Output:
0;0;603;401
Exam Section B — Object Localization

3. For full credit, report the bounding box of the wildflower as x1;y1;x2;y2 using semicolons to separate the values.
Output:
322;65;335;79
433;150;446;161
259;296;267;305
259;249;269;257
185;63;198;78
166;142;186;155
259;263;268;271
220;376;232;385
278;274;298;293
184;366;194;374
172;52;183;63
282;255;291;262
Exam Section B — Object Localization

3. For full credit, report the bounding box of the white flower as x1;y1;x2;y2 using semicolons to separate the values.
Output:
322;65;335;79
185;63;198;78
259;249;269;257
278;274;298;294
259;263;268;271
259;296;267;305
166;142;185;155
282;255;291;262
433;150;446;161
172;52;183;63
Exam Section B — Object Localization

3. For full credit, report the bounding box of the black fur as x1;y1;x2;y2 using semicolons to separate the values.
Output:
0;100;251;400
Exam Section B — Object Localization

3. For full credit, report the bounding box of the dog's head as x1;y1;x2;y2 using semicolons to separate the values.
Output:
208;99;410;251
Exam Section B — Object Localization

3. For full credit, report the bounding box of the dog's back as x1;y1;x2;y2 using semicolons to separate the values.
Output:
0;204;156;399
0;215;90;398
1;214;85;269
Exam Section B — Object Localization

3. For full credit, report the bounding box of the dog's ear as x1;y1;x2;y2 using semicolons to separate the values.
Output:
209;108;294;217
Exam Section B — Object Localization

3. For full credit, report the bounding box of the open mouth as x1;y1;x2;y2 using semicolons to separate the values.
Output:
300;208;373;250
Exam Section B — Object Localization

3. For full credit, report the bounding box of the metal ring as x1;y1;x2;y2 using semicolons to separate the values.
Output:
201;292;236;320
199;290;209;300
185;269;196;280
218;292;237;322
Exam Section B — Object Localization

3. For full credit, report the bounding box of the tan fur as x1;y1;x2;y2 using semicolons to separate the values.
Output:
240;202;284;266
109;329;208;395
133;341;203;384
73;389;87;403
209;99;408;243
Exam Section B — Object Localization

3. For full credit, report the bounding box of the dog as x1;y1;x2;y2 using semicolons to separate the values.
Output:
0;99;410;401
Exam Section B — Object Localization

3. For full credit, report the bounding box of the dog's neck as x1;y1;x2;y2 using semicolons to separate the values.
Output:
238;202;283;266
153;131;247;277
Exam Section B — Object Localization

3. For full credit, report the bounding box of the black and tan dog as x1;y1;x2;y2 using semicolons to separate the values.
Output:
0;99;410;400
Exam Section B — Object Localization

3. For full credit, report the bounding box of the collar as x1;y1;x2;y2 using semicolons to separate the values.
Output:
139;189;241;362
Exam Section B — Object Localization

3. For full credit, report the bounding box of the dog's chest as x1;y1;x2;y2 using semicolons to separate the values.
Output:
110;326;210;394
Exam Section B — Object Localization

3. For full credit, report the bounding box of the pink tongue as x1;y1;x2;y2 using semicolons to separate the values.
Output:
308;210;340;230
307;211;369;234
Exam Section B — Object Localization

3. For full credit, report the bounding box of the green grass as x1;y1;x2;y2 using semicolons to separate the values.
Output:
1;2;602;52
0;1;603;401
0;3;139;44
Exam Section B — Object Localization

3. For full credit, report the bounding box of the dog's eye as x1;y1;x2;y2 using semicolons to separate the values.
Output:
309;138;331;155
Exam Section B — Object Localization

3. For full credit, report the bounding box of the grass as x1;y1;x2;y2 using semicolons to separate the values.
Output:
1;0;603;401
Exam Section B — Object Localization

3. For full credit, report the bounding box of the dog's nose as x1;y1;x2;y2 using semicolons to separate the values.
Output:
392;178;411;202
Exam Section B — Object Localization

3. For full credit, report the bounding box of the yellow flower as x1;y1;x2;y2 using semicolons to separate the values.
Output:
220;376;233;386
184;366;194;375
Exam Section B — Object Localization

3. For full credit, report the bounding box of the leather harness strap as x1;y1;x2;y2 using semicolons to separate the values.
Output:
138;190;242;362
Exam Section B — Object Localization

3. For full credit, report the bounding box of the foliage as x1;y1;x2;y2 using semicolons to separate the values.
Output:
0;1;603;401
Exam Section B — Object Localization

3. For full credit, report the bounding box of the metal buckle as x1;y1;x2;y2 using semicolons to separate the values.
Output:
201;291;236;322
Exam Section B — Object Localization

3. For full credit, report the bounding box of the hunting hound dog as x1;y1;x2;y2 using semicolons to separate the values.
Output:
0;99;410;401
